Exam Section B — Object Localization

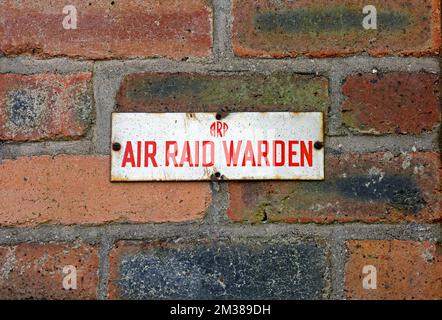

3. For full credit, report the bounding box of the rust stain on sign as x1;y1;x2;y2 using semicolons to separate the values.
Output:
111;112;324;181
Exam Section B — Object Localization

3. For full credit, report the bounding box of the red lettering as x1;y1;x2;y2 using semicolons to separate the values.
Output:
273;140;285;167
179;141;194;167
223;141;242;167
144;141;158;167
210;121;229;137
165;141;179;167
257;141;270;167
288;141;299;167
122;141;136;167
242;140;256;166
301;141;313;167
217;121;223;137
210;122;216;137
223;122;228;137
136;141;142;167
202;141;214;167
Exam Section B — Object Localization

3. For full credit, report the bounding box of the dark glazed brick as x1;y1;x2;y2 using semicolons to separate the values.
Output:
109;240;328;299
116;73;329;113
335;175;424;214
228;153;441;224
254;8;409;34
232;0;441;58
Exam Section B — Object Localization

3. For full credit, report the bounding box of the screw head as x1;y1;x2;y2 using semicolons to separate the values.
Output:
112;142;121;151
314;141;324;150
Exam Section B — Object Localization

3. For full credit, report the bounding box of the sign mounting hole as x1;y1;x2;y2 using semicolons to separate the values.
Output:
112;142;121;151
314;141;324;150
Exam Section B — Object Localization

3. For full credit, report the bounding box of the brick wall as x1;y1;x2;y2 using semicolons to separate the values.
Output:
0;0;440;300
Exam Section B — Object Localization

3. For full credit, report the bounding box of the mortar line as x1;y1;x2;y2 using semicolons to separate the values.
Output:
1;56;438;74
0;223;439;244
328;66;347;136
91;56;440;74
212;0;234;62
202;181;231;225
328;225;348;300
97;233;113;300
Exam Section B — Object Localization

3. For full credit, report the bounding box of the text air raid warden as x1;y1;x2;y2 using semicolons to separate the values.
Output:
111;112;324;181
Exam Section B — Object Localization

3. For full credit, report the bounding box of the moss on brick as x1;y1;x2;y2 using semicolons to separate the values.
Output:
233;0;440;57
254;7;409;34
117;73;329;113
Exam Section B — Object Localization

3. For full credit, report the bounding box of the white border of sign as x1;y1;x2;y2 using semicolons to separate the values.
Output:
111;112;324;181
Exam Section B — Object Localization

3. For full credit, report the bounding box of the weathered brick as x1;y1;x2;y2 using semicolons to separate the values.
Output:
440;50;442;152
0;0;212;59
232;0;441;58
345;240;442;300
0;243;98;299
227;152;441;224
342;73;440;135
0;155;211;226
109;239;327;299
0;73;93;142
116;72;329;113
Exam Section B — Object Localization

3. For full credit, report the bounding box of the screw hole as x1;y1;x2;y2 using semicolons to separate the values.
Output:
215;113;222;120
314;141;324;150
214;172;221;178
112;142;121;151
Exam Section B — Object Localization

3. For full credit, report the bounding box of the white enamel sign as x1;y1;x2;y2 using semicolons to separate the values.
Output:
111;112;324;181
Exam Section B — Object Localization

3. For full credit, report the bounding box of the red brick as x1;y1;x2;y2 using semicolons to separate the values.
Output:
345;240;442;300
0;155;211;226
0;243;98;299
342;73;440;134
0;0;212;60
232;0;441;58
0;73;93;141
227;152;441;224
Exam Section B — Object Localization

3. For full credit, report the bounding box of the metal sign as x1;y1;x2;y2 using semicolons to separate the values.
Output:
111;112;324;181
